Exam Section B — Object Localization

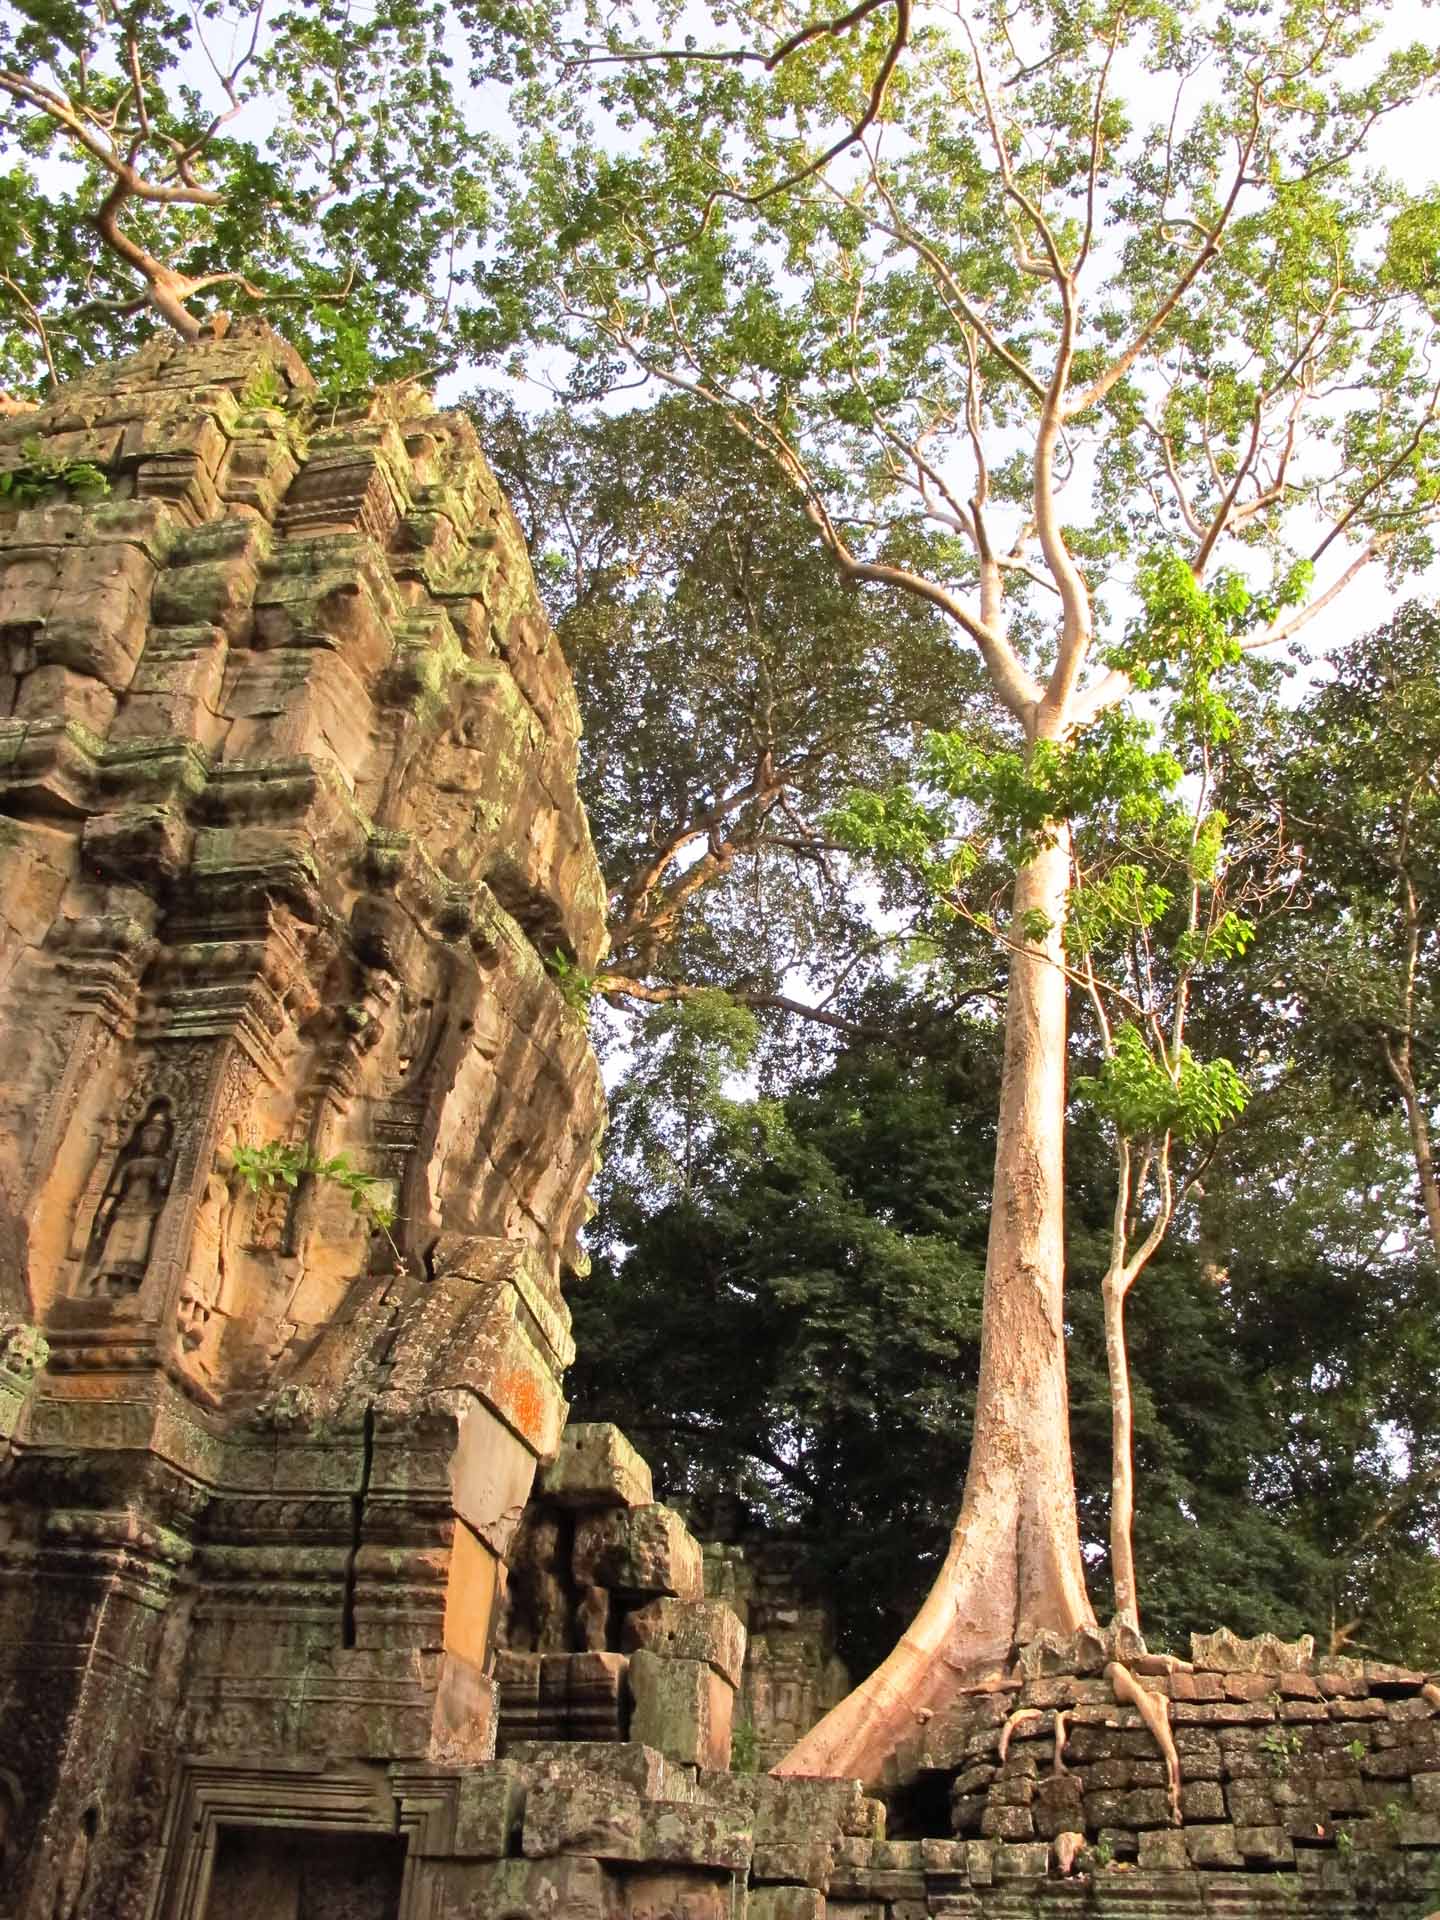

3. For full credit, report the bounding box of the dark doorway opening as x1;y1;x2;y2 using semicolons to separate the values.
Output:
206;1825;406;1920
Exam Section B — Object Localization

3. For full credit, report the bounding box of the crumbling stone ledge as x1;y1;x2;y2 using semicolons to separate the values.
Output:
399;1723;1440;1920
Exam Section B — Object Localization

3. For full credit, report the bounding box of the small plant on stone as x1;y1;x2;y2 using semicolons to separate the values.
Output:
1261;1725;1305;1778
1334;1826;1355;1861
546;948;597;1023
0;436;110;507
238;363;288;411
1081;1837;1115;1873
1345;1738;1367;1763
233;1140;405;1268
729;1714;761;1776
1382;1800;1404;1834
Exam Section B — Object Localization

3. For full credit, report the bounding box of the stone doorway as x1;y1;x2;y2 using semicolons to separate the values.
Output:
204;1828;406;1920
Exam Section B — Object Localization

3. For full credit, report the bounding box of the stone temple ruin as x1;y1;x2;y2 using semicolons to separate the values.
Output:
1;325;1439;1919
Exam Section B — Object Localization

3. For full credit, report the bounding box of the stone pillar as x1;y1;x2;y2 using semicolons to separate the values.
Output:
0;324;605;1920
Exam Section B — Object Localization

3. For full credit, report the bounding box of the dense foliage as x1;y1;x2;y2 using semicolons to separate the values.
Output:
0;0;497;388
1253;605;1440;1267
573;999;1440;1671
475;393;995;1021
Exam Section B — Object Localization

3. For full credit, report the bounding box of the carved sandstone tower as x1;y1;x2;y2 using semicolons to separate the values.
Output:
0;323;606;1917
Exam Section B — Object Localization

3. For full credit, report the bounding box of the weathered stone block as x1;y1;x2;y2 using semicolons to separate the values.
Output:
753;1777;867;1848
746;1777;868;1889
1082;1789;1128;1829
872;1841;924;1871
1336;1696;1387;1721
1178;1781;1225;1823
950;1764;996;1800
1280;1672;1323;1699
509;1740;682;1800
436;1854;608;1920
832;1838;872;1869
630;1650;733;1770
1223;1672;1277;1703
1234;1824;1294;1866
1137;1830;1189;1872
1032;1775;1085;1838
991;1841;1048;1879
645;1803;753;1871
452;1762;529;1858
1316;1663;1367;1697
963;1839;995;1886
1184;1825;1244;1868
625;1871;736;1920
989;1774;1036;1808
524;1779;648;1860
1227;1783;1278;1827
624;1598;747;1687
752;1843;835;1888
1117;1788;1174;1830
568;1651;632;1742
979;1804;1033;1841
1191;1627;1314;1672
1281;1698;1329;1722
448;1398;544;1558
1173;1699;1274;1725
573;1504;704;1600
540;1421;655;1508
746;1890;824;1920
1084;1759;1133;1791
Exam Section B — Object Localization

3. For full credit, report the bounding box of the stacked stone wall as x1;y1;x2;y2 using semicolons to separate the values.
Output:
701;1530;850;1770
497;1423;746;1769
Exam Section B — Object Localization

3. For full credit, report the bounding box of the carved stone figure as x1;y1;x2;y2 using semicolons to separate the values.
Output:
575;1583;610;1653
50;1808;96;1920
81;1103;175;1298
180;1152;238;1334
0;1771;19;1879
501;1513;570;1652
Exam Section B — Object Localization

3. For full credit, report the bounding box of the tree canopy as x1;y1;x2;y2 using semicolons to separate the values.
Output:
1252;603;1440;1268
474;393;995;1026
0;0;495;387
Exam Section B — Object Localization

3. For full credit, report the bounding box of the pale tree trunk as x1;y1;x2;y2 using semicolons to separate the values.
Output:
1384;1042;1440;1269
776;831;1095;1782
1380;869;1440;1270
1099;1142;1177;1634
1103;1261;1138;1633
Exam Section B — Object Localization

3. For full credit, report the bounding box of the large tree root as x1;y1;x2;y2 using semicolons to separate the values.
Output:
1053;1831;1085;1876
775;1494;1094;1780
997;1703;1071;1774
997;1707;1044;1765
1108;1660;1181;1824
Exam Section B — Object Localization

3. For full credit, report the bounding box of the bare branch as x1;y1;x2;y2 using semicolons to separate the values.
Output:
595;973;889;1038
1068;85;1262;418
0;275;58;387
